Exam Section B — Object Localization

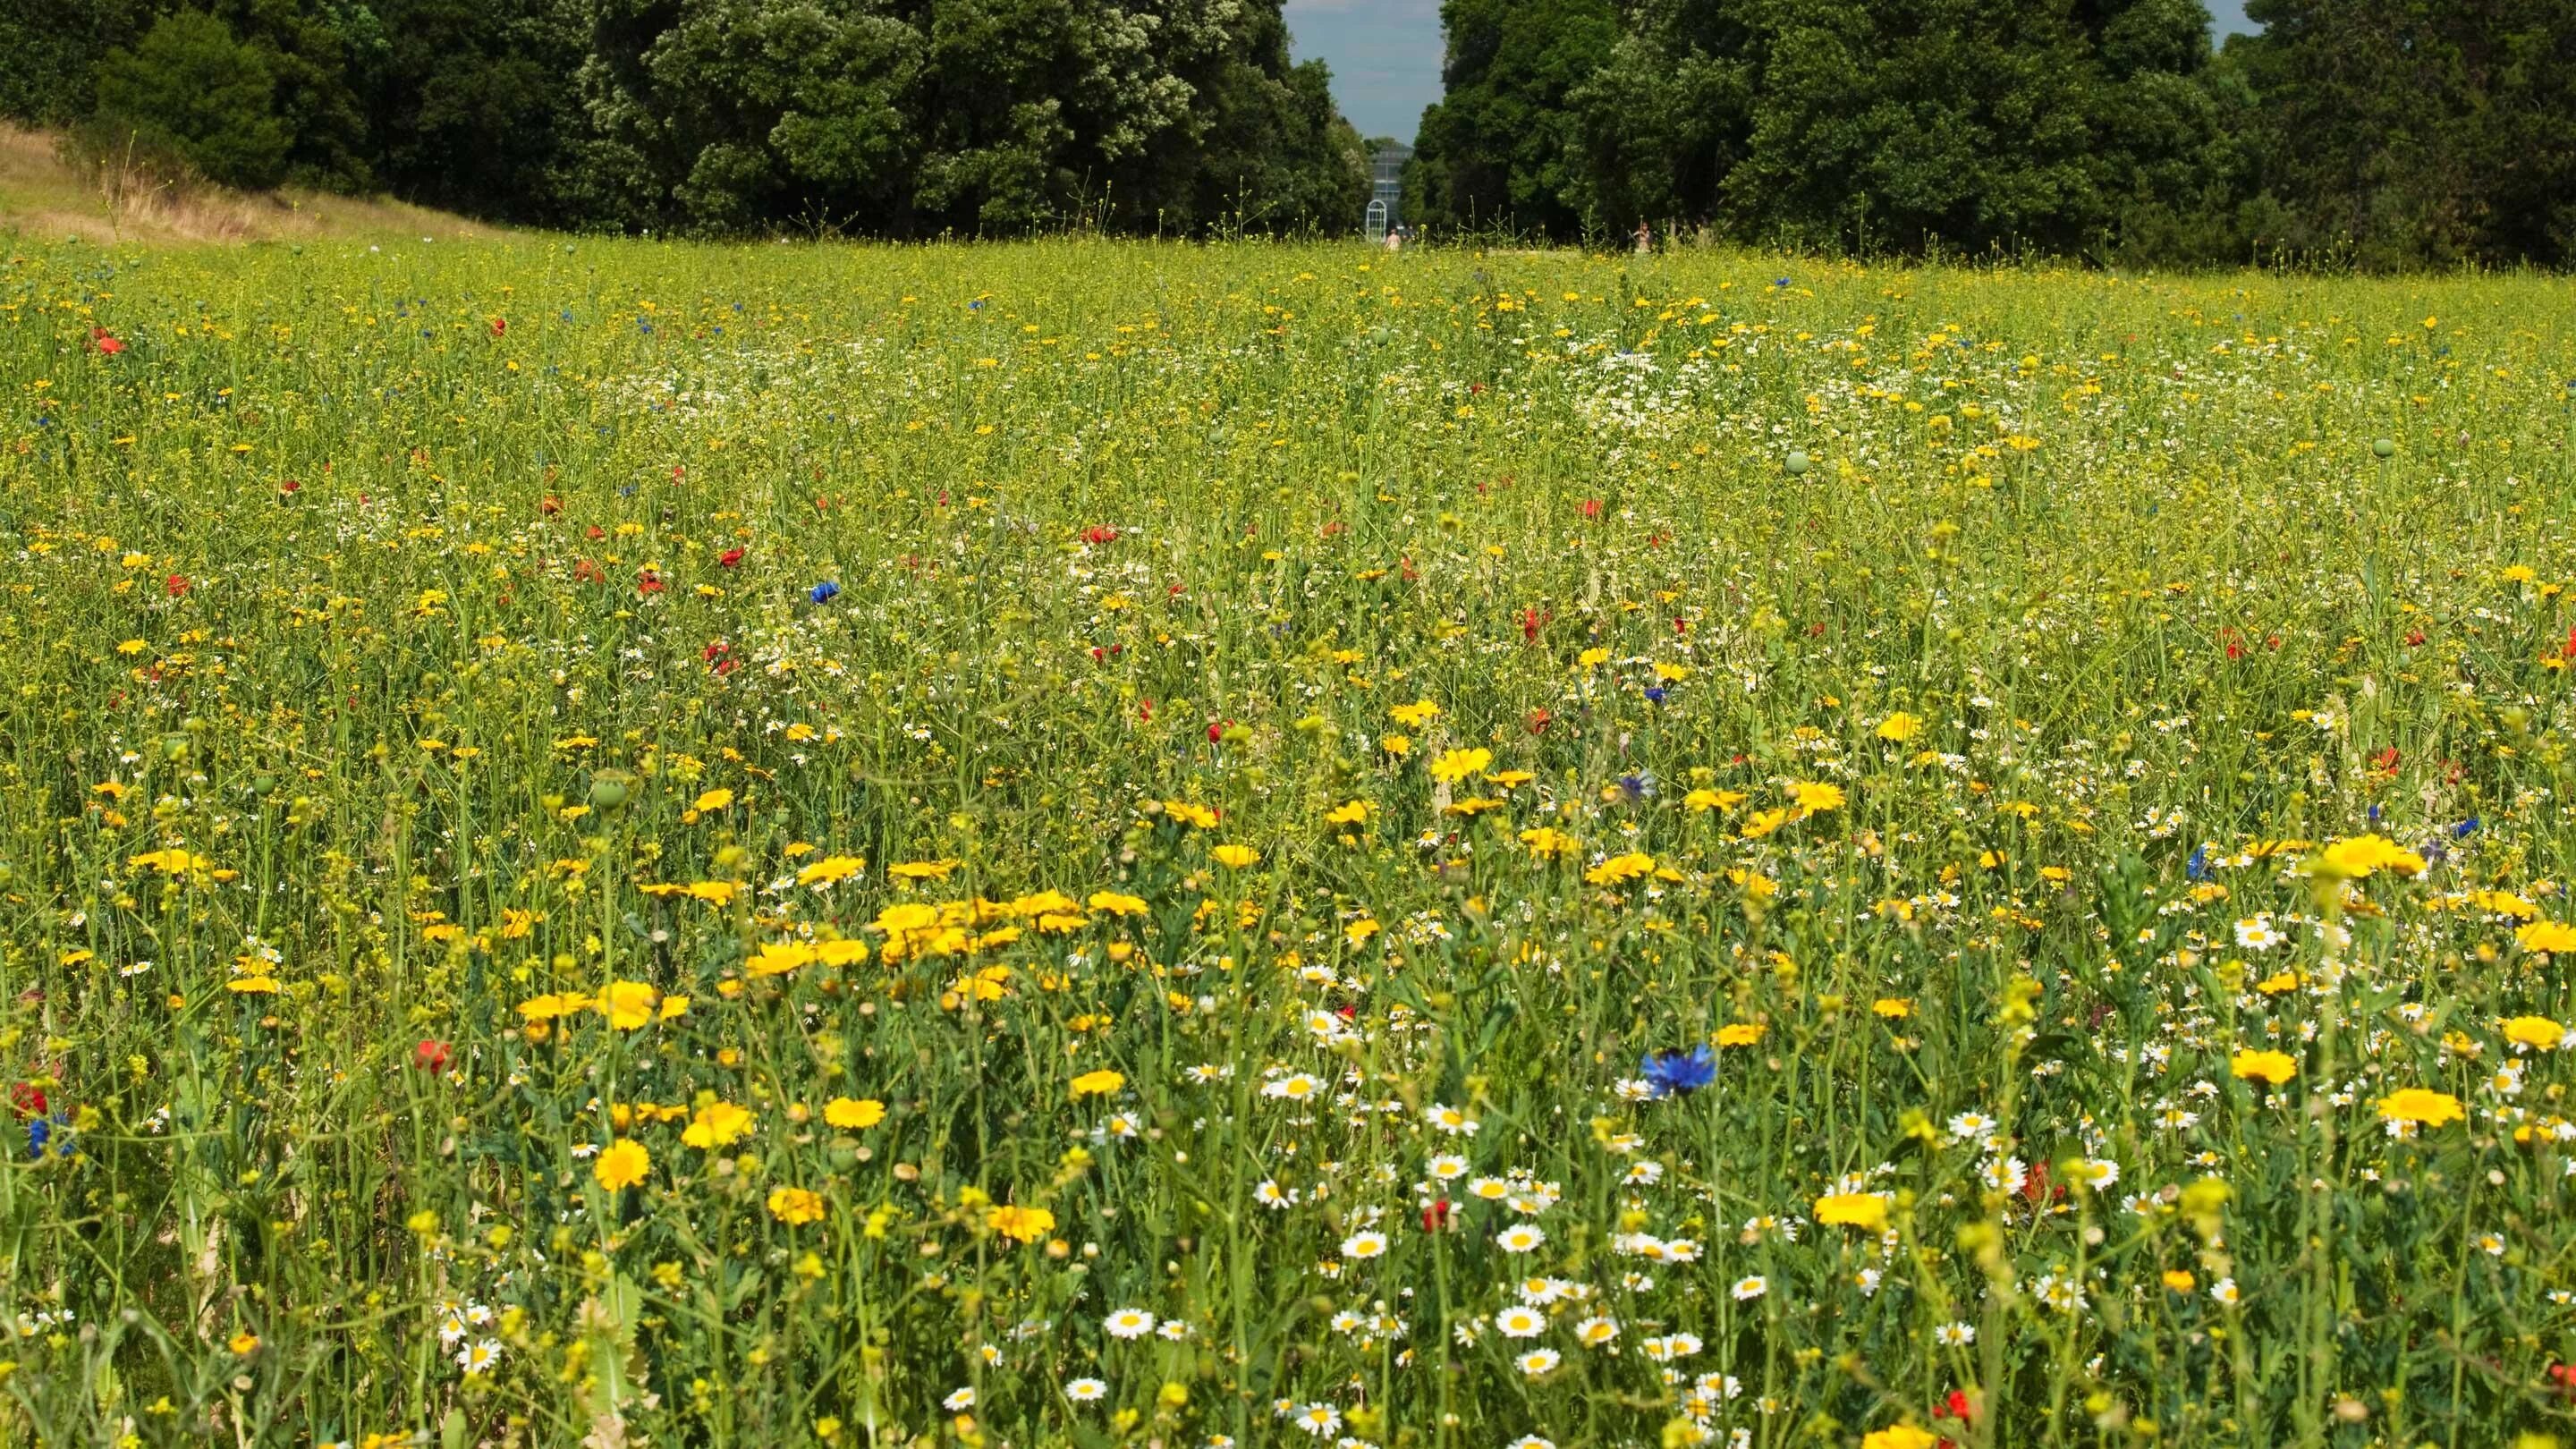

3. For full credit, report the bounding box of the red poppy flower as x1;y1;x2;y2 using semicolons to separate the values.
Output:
166;574;190;597
489;317;507;337
1521;606;1546;643
1579;498;1603;520
572;558;606;584
636;569;665;595
539;496;563;516
413;1039;452;1073
1421;1199;1453;1232
718;547;745;568
1526;708;1552;734
1082;525;1118;546
91;327;124;355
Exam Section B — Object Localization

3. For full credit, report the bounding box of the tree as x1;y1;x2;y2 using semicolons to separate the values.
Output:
93;8;293;188
2236;0;2576;268
1410;0;1619;234
361;0;589;224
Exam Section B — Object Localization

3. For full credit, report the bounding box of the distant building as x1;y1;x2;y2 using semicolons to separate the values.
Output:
1365;142;1411;242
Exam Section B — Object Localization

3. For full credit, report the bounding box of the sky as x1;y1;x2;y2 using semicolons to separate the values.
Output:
1284;0;2259;145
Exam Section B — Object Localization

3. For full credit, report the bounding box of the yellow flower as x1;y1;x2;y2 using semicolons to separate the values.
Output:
1583;852;1656;886
1862;1426;1939;1449
886;859;962;881
767;1185;826;1225
1715;1022;1767;1047
2503;1016;2566;1051
228;1332;260;1355
1088;890;1148;916
1518;826;1580;859
681;1100;756;1149
1576;647;1609;669
1380;733;1411;757
1875;713;1922;743
1429;747;1492;784
597;980;661;1030
2161;1269;2196;1292
516;991;584;1021
2230;1049;2297;1085
2309;834;2426;881
1344;917;1383;946
1790;780;1845;812
1683;787;1744;812
1813;1192;1889;1230
225;976;281;995
1211;843;1262;869
1740;807;1791;839
796;854;867;886
1162;801;1220;829
691;787;734;812
2376;1088;2465;1126
594;1139;650;1191
1325;799;1373;825
1871;997;1912;1019
2516;920;2576;953
1390;699;1441;729
824;1097;886;1129
1070;1069;1125;1098
986;1203;1056;1244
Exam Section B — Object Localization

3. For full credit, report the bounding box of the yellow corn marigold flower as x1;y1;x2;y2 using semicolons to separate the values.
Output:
796;854;867;886
1715;1022;1767;1047
823;1097;886;1130
2231;1049;2297;1085
1518;826;1579;859
594;1139;650;1191
1325;799;1373;825
681;1100;755;1149
2309;834;2425;880
767;1186;826;1225
2516;920;2576;953
597;980;661;1030
1684;787;1745;812
2377;1088;2464;1126
1211;843;1261;869
886;859;961;881
1389;699;1440;729
1161;801;1220;828
1813;1193;1889;1230
1584;852;1656;886
1070;1069;1125;1098
1790;780;1844;812
2161;1270;2196;1292
1875;713;1922;742
1429;747;1492;784
1089;890;1148;916
691;787;733;812
2503;1016;2567;1051
986;1204;1055;1244
1862;1425;1939;1449
1740;807;1791;839
1871;997;1912;1019
1344;917;1383;946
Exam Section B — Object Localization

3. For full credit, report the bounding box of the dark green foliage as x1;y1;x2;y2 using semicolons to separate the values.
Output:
1568;0;2226;257
92;8;294;189
2;0;1363;236
2234;0;2576;268
1408;0;1619;234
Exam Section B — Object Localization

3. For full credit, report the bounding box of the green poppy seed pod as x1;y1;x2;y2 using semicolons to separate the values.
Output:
159;733;191;762
589;770;636;812
2372;437;2395;459
1785;451;1810;477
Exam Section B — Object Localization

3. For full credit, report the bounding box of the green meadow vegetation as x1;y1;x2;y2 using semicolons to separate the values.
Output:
4;237;2576;1449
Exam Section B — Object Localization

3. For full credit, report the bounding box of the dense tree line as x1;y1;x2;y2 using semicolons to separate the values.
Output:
1411;0;2576;268
0;0;1373;236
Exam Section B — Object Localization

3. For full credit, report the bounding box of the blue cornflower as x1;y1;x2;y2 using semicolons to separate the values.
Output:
809;580;841;605
1640;1046;1716;1098
1643;686;1667;705
2453;817;2479;839
27;1113;72;1160
2367;802;2383;824
2185;843;2209;881
1618;772;1656;801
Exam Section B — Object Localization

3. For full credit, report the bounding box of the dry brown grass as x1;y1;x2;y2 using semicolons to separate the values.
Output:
0;125;507;246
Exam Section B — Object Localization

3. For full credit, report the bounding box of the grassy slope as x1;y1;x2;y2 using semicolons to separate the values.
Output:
0;125;505;246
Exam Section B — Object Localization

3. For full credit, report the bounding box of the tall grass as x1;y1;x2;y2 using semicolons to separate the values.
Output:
2;237;2573;1449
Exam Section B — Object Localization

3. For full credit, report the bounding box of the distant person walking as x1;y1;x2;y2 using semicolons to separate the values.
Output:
1385;225;1406;253
1634;220;1653;255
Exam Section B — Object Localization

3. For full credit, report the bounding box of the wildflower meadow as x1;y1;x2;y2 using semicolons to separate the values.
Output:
5;237;2576;1449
